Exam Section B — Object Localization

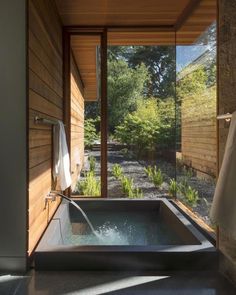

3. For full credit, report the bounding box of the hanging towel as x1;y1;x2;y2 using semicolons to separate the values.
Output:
210;111;236;238
53;121;72;191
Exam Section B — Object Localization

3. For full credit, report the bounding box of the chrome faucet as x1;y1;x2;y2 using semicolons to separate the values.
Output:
44;191;98;236
45;192;57;202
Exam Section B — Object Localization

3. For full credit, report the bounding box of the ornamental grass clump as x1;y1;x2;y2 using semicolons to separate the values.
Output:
112;164;123;180
168;178;178;199
179;178;189;196
178;178;199;207
120;175;143;198
77;171;100;196
184;186;199;207
152;167;164;188
132;187;143;198
121;176;134;198
144;165;153;178
88;156;96;173
145;165;164;188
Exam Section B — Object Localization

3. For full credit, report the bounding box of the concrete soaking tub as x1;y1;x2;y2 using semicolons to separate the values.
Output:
35;199;217;270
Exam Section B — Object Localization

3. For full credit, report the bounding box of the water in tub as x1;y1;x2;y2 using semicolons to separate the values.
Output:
63;203;182;246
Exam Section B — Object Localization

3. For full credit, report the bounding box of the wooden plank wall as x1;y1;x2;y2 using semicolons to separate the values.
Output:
181;87;217;178
70;54;85;190
28;0;63;255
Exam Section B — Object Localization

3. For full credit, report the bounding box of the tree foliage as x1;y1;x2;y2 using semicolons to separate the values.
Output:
115;98;175;155
108;59;149;132
177;67;207;100
127;46;176;98
157;98;176;148
84;117;100;149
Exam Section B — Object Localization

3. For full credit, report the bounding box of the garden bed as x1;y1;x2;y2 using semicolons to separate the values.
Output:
74;148;215;227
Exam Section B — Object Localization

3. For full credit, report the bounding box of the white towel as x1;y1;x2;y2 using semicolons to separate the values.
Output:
53;121;72;191
210;111;236;238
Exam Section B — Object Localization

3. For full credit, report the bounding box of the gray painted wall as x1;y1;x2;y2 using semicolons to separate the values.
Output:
0;0;27;272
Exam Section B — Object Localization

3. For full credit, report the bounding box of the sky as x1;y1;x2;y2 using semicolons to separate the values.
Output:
176;45;208;72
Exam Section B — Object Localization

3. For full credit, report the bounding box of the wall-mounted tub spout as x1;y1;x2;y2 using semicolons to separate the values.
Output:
48;191;72;203
46;191;100;238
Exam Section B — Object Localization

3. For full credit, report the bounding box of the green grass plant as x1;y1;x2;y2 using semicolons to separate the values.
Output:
88;156;96;173
184;185;199;207
77;171;100;196
145;166;164;188
168;179;178;198
112;164;123;180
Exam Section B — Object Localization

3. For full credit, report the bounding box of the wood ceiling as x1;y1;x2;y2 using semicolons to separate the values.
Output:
71;35;101;101
60;0;216;101
56;0;190;27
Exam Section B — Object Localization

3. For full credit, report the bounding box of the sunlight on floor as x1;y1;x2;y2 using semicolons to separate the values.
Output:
64;275;169;295
0;275;23;283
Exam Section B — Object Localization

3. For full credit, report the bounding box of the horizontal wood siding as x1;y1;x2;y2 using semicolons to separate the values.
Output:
70;55;85;190
28;0;63;255
181;87;217;177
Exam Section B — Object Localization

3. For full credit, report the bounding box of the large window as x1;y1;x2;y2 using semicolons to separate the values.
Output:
107;43;176;199
69;10;217;230
176;22;217;226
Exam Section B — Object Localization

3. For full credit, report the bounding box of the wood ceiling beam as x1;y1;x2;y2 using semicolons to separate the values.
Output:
64;25;175;33
175;0;202;31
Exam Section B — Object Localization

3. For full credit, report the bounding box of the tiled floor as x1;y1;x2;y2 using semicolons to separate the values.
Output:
0;271;235;295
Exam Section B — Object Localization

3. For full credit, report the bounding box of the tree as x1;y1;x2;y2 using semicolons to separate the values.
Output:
85;101;100;119
127;46;176;98
108;59;149;132
107;46;131;61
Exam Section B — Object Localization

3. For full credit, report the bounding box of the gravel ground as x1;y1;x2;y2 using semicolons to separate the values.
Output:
80;149;215;226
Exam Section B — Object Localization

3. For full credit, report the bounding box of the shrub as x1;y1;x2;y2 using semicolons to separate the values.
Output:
115;97;176;155
77;171;100;196
115;113;159;155
115;98;160;155
84;117;100;149
88;156;96;173
168;179;178;198
112;164;123;180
